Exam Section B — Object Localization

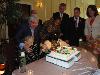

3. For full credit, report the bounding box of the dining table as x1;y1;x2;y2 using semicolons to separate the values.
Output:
13;48;98;75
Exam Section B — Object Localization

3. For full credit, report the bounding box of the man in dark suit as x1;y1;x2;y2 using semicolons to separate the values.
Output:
53;3;69;41
15;17;40;45
69;7;85;46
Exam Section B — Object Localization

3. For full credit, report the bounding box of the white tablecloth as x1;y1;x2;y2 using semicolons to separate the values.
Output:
13;48;98;75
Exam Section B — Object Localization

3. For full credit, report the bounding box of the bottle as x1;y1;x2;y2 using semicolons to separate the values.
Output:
19;48;26;73
79;38;83;47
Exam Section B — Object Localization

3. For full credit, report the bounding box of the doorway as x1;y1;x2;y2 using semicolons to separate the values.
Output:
8;3;31;38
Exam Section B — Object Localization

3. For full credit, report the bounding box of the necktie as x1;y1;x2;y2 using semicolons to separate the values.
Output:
60;13;63;21
75;17;78;28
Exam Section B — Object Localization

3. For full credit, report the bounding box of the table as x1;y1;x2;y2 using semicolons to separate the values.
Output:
13;48;98;75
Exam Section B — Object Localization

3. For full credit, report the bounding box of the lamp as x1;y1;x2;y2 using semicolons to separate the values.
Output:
36;1;43;8
97;8;100;12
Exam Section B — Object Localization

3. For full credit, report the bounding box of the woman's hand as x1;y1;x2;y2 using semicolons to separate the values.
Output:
86;35;94;42
40;40;52;52
27;48;33;53
24;46;33;53
93;39;100;54
40;43;48;52
86;35;90;41
41;44;48;50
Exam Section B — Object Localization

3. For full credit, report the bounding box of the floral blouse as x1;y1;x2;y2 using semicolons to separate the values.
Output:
85;15;100;39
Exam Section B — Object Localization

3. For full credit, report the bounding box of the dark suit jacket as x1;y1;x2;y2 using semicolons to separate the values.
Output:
15;21;40;44
69;17;85;38
68;17;85;46
53;12;69;40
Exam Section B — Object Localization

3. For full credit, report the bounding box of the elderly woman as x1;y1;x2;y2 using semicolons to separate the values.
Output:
18;36;35;64
18;36;48;64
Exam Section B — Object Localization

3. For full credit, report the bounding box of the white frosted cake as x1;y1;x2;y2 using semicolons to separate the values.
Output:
46;46;81;68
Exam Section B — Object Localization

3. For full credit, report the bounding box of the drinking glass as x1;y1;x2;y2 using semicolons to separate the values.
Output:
27;69;34;75
0;55;5;75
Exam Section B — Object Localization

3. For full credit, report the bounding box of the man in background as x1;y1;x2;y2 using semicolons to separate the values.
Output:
69;7;85;46
53;3;69;42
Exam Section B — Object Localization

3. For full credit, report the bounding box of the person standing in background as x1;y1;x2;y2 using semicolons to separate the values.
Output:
85;5;100;42
69;7;85;46
85;5;100;68
53;3;69;42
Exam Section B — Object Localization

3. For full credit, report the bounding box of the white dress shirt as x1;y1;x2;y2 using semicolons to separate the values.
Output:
60;13;63;20
74;17;79;28
85;15;100;39
30;27;34;36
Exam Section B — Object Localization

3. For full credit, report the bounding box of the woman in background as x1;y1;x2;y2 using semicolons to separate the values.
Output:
85;5;100;68
85;5;100;42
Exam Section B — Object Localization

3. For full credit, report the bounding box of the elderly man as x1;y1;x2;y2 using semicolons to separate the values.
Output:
15;16;41;59
15;15;39;44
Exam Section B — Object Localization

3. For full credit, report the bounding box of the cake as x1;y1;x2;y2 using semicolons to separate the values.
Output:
41;39;81;68
46;46;81;68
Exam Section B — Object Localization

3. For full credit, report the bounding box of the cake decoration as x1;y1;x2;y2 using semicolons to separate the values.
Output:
41;39;81;68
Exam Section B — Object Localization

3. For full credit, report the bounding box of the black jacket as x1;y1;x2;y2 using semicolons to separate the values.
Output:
68;17;85;46
15;21;40;44
53;12;69;40
69;17;85;38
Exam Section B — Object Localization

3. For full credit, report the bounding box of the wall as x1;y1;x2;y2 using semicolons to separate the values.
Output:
0;0;97;40
18;0;96;21
33;0;76;21
96;0;100;5
17;0;33;9
75;0;95;18
96;0;100;14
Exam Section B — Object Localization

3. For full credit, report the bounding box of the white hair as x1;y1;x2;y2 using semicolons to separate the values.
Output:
29;15;38;22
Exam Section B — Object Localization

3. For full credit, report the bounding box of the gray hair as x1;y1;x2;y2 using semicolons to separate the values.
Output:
29;15;38;22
